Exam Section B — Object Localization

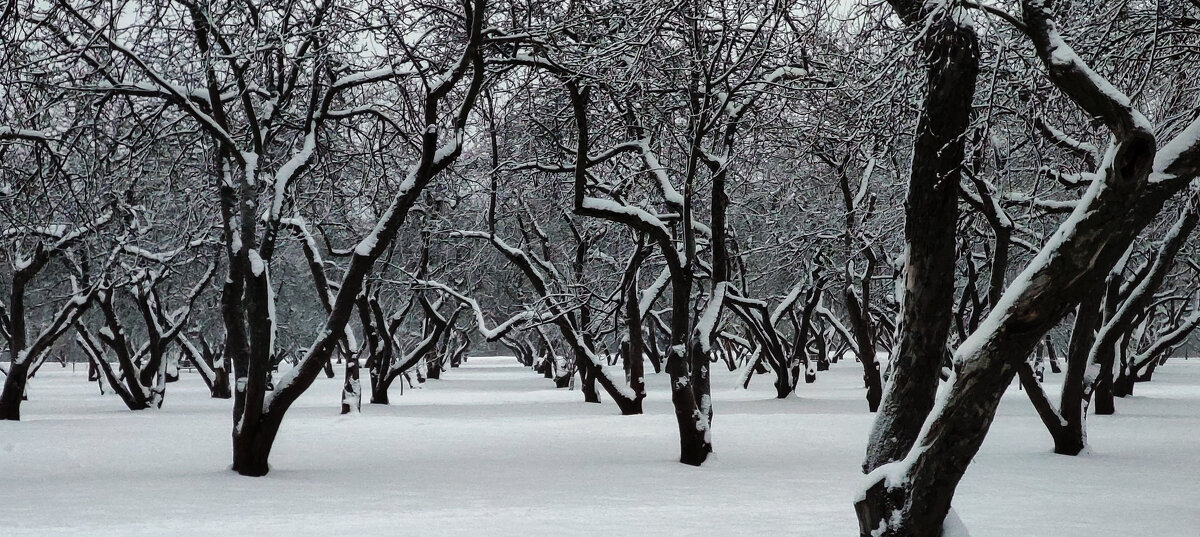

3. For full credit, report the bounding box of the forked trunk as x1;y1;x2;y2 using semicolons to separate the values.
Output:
578;357;600;403
231;415;283;477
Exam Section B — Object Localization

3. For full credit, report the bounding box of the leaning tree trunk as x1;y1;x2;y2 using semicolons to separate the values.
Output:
861;1;974;481
856;1;980;533
854;0;1198;528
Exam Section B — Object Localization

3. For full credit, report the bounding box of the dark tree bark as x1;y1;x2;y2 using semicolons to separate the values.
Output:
0;212;110;419
228;0;488;476
340;356;360;415
1045;336;1062;373
1059;292;1103;455
860;9;975;508
854;0;1200;531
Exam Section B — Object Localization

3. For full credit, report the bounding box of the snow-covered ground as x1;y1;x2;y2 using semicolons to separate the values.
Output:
1;357;1198;536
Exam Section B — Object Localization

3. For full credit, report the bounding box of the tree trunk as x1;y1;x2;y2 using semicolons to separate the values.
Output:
846;284;882;412
1045;336;1062;373
341;357;361;414
211;363;232;399
1060;292;1102;455
856;2;980;532
1018;362;1083;455
578;358;599;403
426;355;441;379
1093;348;1116;415
0;360;30;420
231;413;283;477
370;375;392;405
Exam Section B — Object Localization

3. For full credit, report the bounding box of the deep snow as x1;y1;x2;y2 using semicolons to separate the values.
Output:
1;356;1198;536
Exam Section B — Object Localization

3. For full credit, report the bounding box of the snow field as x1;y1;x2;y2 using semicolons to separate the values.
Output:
1;356;1198;536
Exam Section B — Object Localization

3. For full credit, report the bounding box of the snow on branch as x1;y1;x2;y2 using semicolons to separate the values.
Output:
695;283;728;353
1034;117;1100;166
639;267;671;317
331;66;413;92
1021;0;1153;138
816;301;857;355
17;288;96;367
415;279;536;341
1153;114;1200;184
636;141;684;209
57;3;242;156
1000;191;1078;214
0;126;56;143
1132;295;1200;368
449;230;552;288
120;243;187;264
723;65;808;120
769;281;806;326
269;131;318;220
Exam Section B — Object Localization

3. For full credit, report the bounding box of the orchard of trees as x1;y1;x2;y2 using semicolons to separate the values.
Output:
2;0;1198;535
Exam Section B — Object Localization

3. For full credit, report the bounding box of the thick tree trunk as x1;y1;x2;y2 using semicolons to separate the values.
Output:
856;1;980;533
846;285;882;412
553;369;571;388
1113;364;1135;397
211;363;232;399
667;339;712;466
578;353;600;403
861;9;975;473
0;361;30;420
426;356;441;380
370;375;392;405
231;413;283;477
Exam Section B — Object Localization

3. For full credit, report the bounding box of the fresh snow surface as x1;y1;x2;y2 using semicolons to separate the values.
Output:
2;357;1199;536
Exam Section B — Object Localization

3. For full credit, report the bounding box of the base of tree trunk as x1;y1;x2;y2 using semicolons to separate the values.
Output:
854;480;946;537
0;362;31;420
210;374;232;399
773;378;792;399
678;434;711;466
615;398;642;416
1053;436;1086;456
370;389;390;405
1094;379;1116;415
232;421;281;477
1113;371;1134;397
579;365;599;403
232;451;271;477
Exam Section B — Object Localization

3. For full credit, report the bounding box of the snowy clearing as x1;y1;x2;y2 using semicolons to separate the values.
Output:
2;356;1198;536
